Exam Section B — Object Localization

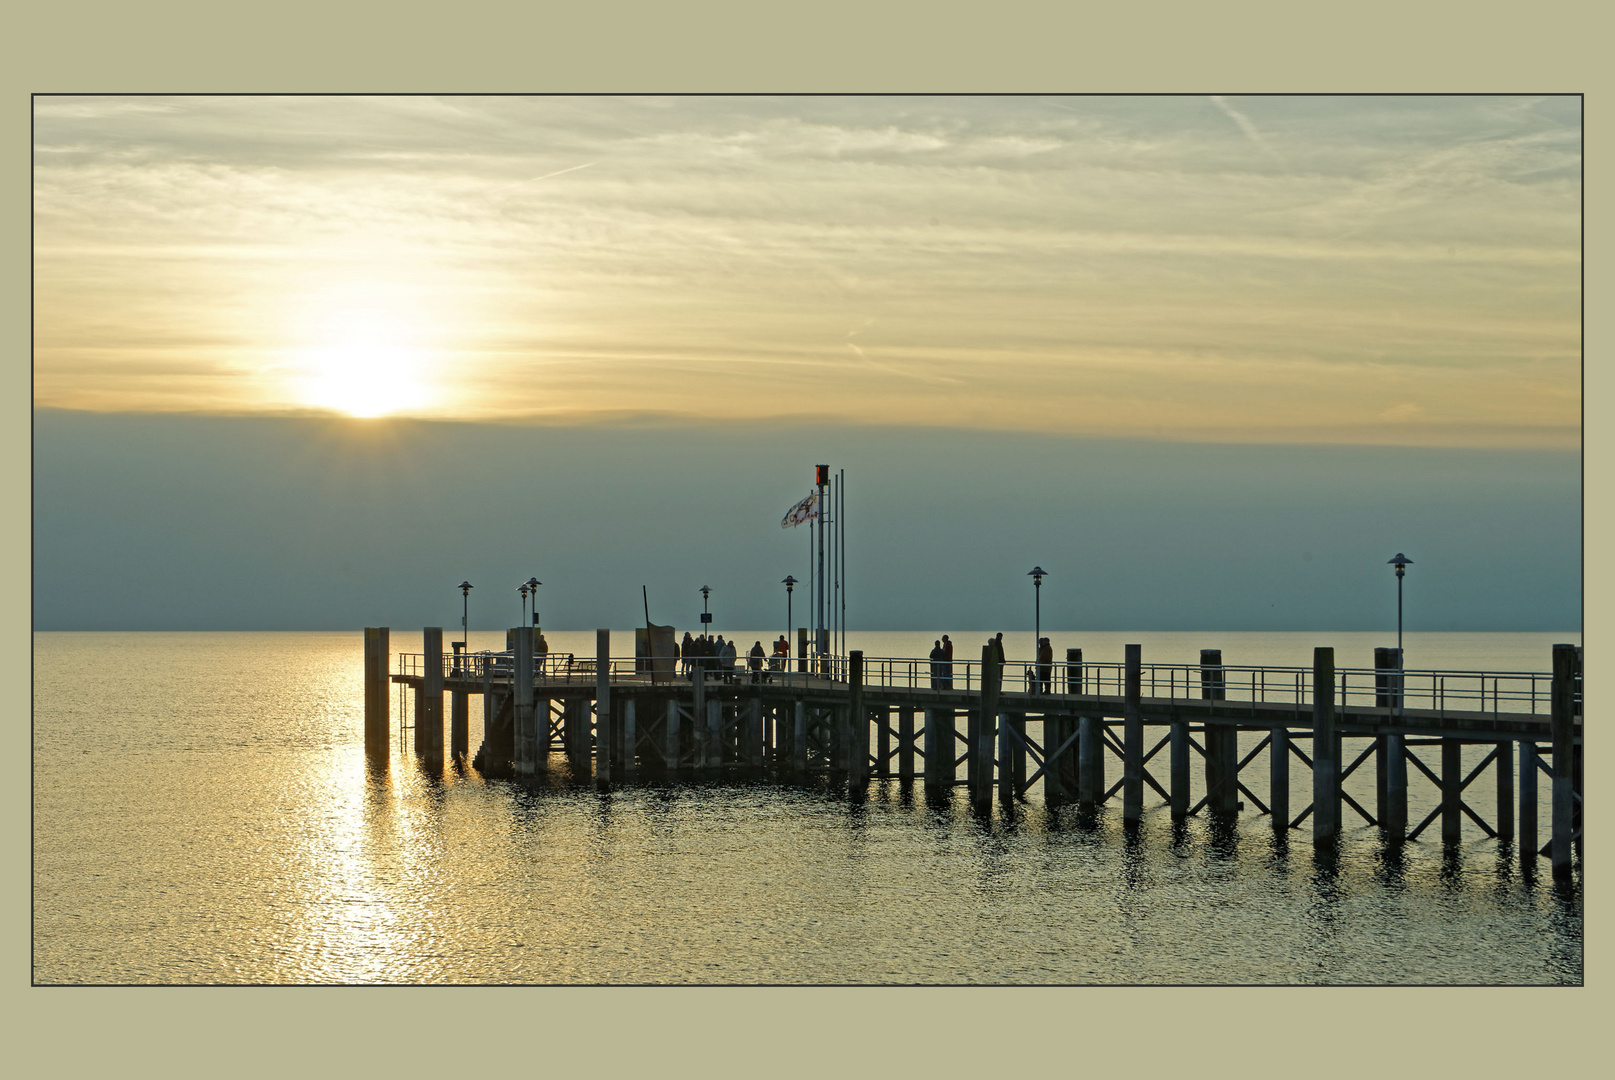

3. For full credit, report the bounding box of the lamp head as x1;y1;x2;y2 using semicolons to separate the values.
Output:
1388;553;1412;577
1028;565;1047;584
525;577;541;590
459;581;473;596
782;575;797;592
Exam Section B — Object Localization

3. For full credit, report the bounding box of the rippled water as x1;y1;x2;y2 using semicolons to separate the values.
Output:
33;631;1582;984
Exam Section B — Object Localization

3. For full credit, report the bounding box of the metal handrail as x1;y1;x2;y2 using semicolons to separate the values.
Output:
391;650;1567;716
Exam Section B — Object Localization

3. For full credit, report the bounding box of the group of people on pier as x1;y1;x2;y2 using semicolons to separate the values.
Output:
678;632;787;684
929;633;1056;693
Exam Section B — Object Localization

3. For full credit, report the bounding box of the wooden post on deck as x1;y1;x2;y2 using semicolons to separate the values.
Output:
364;627;390;762
513;628;534;776
1312;647;1339;842
595;630;612;785
797;628;809;673
1123;644;1143;823
1551;643;1577;879
421;628;444;769
898;706;915;780
848;651;868;785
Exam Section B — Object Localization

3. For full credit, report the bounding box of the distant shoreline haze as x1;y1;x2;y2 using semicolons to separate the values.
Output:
33;410;1580;633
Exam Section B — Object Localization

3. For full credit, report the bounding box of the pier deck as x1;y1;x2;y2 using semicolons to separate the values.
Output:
365;628;1582;878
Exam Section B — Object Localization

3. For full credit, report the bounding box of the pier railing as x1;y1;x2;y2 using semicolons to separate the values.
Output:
395;650;1571;720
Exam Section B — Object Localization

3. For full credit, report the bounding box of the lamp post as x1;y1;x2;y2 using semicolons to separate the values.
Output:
782;575;797;648
1388;552;1412;658
525;577;542;627
458;579;473;651
1388;553;1412;715
699;585;712;634
1028;566;1047;693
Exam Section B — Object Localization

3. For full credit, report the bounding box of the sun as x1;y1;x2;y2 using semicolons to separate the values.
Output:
294;303;437;418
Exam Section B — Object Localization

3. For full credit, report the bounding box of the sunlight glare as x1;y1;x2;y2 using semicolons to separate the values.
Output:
297;304;437;418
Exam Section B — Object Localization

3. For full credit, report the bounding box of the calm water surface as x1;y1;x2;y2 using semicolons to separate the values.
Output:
33;631;1582;984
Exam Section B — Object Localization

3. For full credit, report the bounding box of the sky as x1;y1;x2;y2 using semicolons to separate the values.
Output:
30;95;1582;630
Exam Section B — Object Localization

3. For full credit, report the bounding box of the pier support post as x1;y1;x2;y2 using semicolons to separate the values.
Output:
793;700;807;776
746;698;764;773
923;708;947;788
707;700;723;773
513;628;534;776
848;652;868;785
997;709;1015;802
1044;713;1067;806
1010;711;1026;795
976;645;1000;811
1495;739;1514;842
797;628;808;673
451;690;468;762
623;699;637;781
1441;738;1462;845
1200;650;1234;817
364;627;390;763
877;704;891;779
1170;720;1189;819
1519;740;1538;865
691;667;707;775
665;699;682;778
422;628;445;769
1375;647;1406;838
1078;718;1102;809
1312;647;1339;842
1551;643;1577;879
1123;644;1143;823
595;629;612;785
898;706;915;780
1270;726;1289;830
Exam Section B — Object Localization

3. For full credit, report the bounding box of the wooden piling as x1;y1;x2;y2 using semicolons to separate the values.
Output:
923;708;947;788
793;700;807;776
513;629;534;776
1375;647;1406;838
450;690;468;761
707;700;723;772
665;698;682;778
1078;717;1103;809
746;698;764;773
877;704;892;779
623;699;637;781
898;706;915;780
1200;650;1234;816
1270;726;1289;830
976;644;1000;810
997;708;1014;802
797;628;808;673
1550;643;1577;878
692;666;707;775
595;630;612;784
1495;739;1514;841
1010;711;1027;794
1519;739;1538;864
1044;713;1067;806
849;651;868;785
1123;644;1142;823
422;628;444;768
1441;738;1462;845
363;627;389;762
1312;647;1339;841
1169;720;1189;818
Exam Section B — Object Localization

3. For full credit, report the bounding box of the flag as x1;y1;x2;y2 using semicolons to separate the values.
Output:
780;492;819;529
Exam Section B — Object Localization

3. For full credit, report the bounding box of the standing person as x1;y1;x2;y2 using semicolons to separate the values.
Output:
750;640;766;683
1037;636;1054;694
929;639;944;689
681;631;695;679
941;634;954;690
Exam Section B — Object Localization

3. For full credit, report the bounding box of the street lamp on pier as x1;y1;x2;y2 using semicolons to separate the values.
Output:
699;585;712;633
525;577;542;627
782;576;797;647
1028;566;1047;693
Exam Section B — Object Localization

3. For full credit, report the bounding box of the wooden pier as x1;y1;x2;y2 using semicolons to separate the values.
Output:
369;629;1584;878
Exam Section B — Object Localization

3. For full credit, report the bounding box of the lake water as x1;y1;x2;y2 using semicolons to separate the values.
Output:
33;630;1582;984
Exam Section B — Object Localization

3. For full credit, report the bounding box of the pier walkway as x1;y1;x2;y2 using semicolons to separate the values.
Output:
364;628;1583;878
